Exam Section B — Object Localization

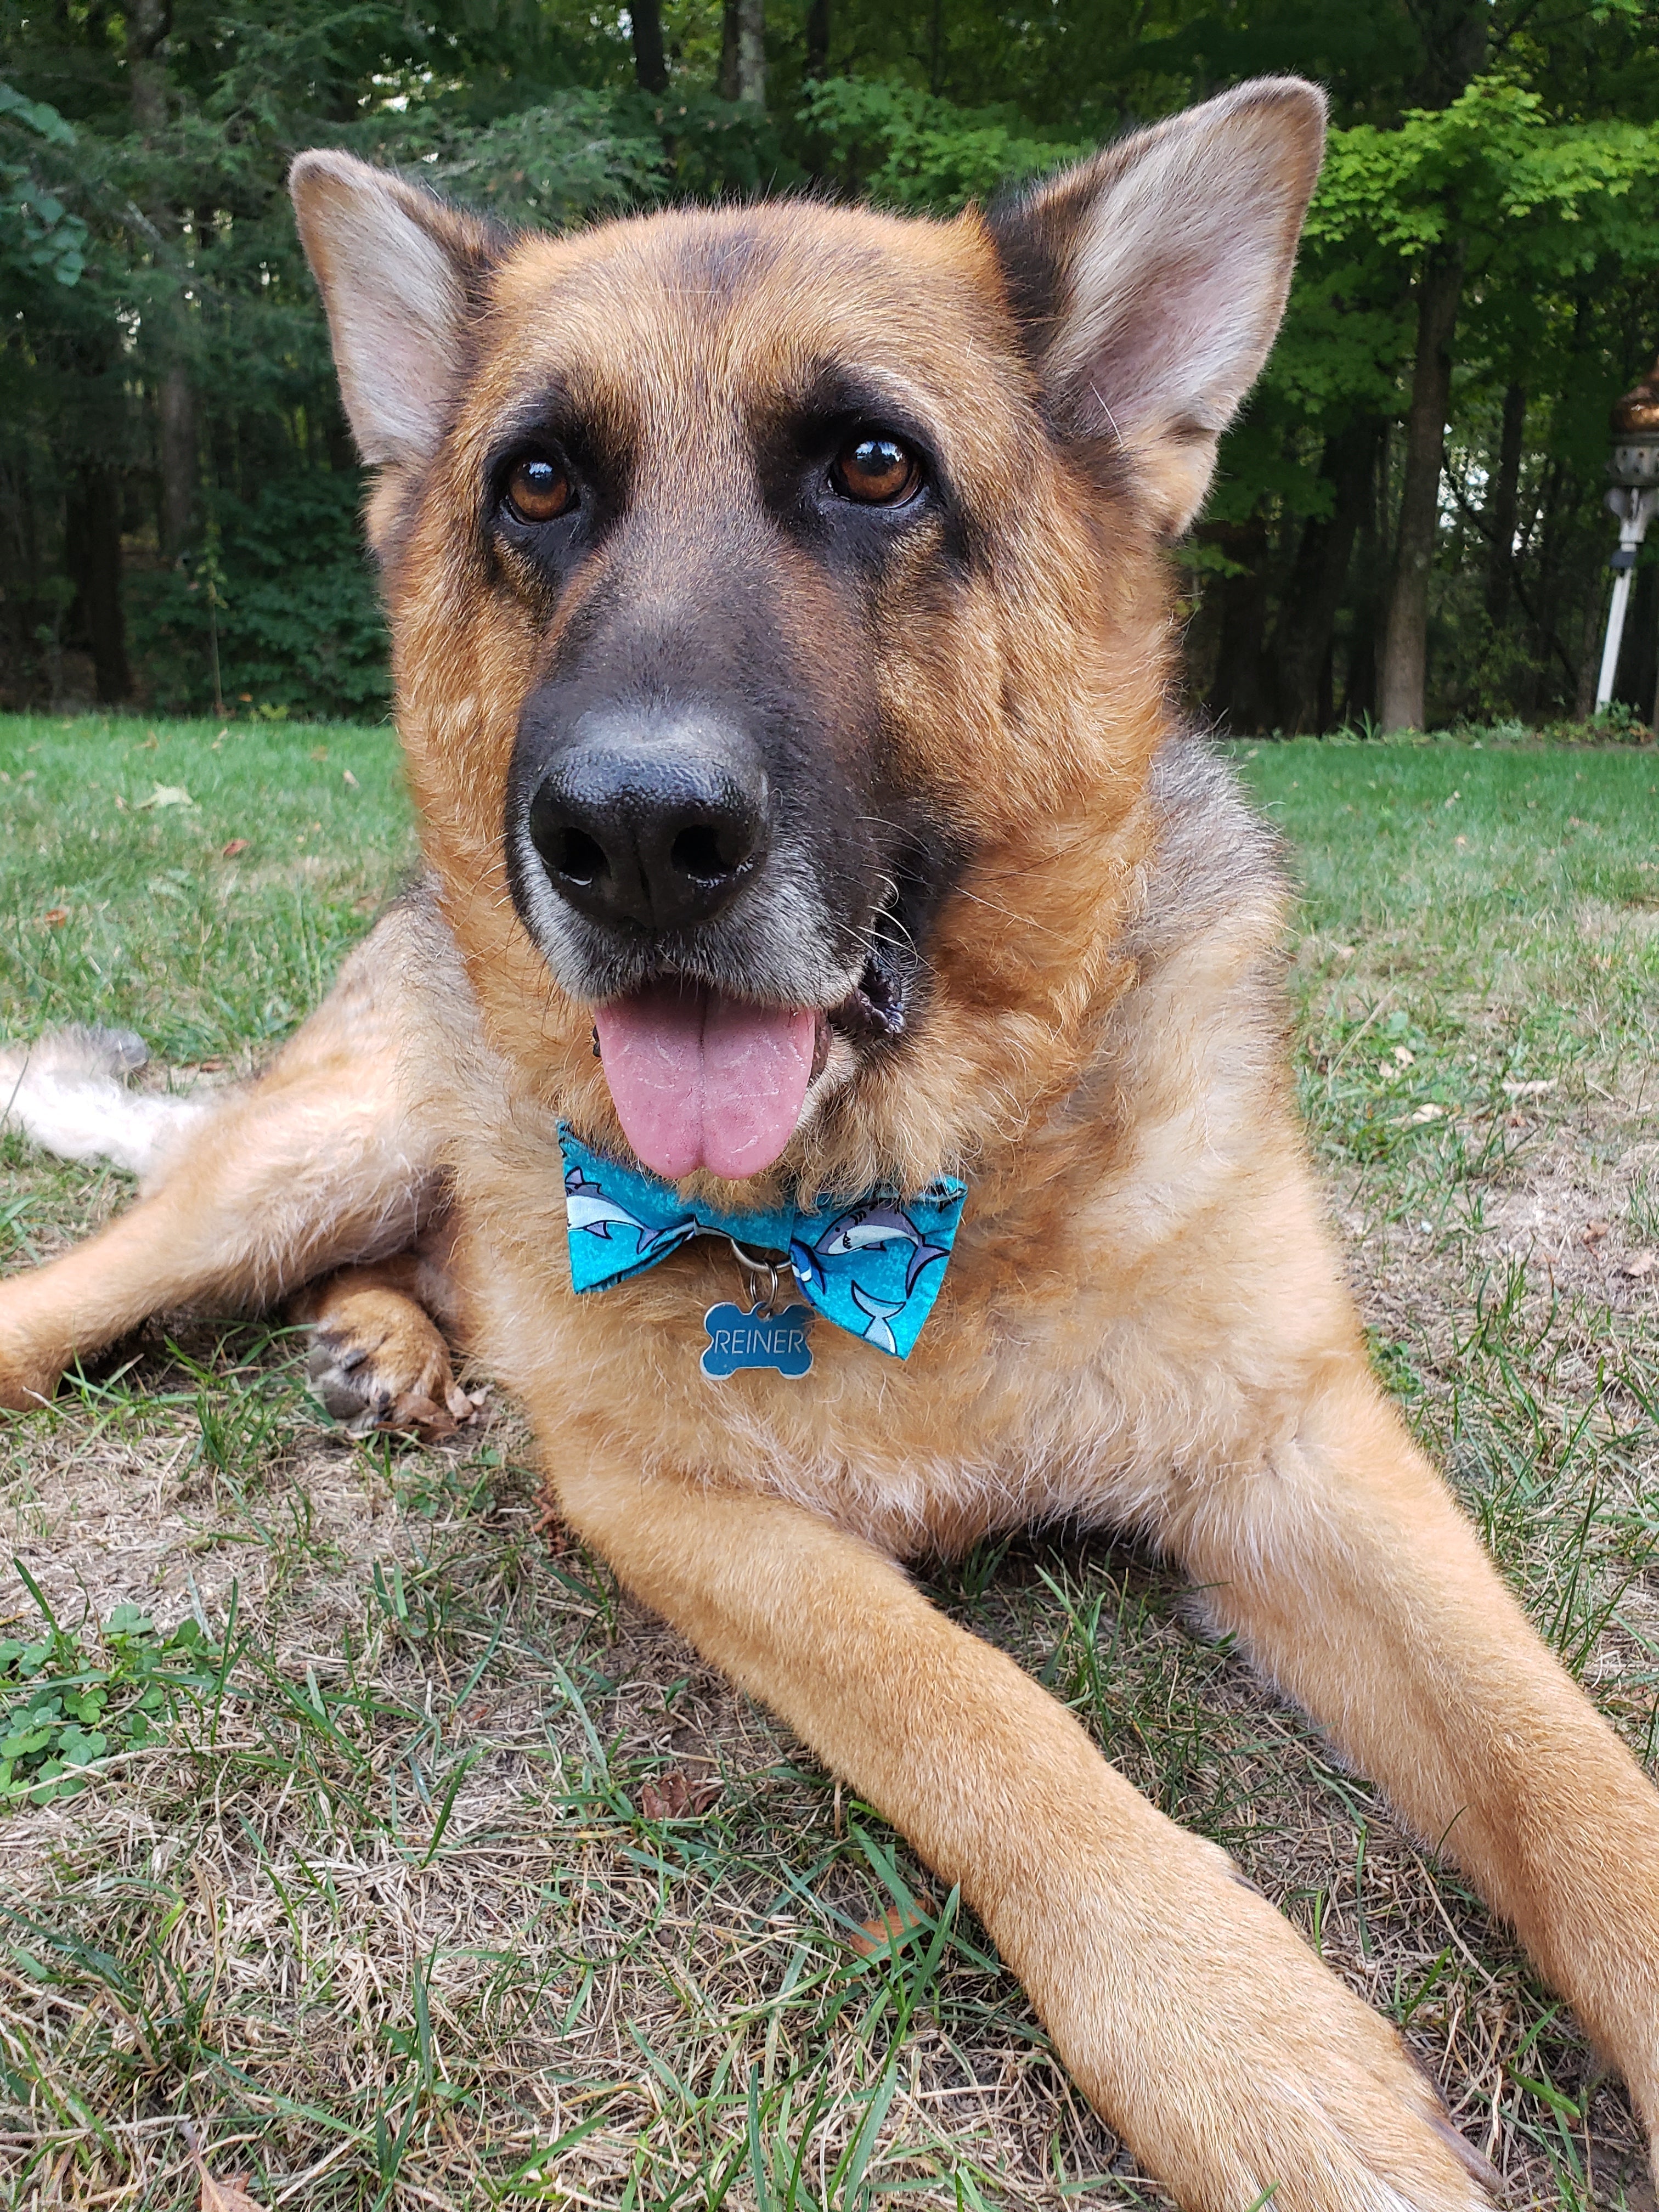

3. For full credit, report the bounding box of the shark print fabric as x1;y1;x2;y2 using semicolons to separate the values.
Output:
557;1125;967;1359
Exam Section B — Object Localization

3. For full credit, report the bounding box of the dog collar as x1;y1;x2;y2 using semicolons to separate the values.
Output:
557;1125;967;1360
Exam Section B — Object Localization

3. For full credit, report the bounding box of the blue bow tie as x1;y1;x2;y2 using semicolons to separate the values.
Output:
557;1125;967;1359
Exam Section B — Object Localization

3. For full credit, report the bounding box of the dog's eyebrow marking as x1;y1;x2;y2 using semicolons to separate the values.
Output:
774;360;943;443
483;372;635;459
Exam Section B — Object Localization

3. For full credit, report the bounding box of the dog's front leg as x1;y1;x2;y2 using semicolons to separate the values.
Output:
1174;1362;1659;2184
552;1442;1497;2212
0;910;443;1410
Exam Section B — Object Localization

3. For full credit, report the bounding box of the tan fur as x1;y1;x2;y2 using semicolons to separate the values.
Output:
0;903;448;1413
4;84;1658;2209
294;1237;475;1436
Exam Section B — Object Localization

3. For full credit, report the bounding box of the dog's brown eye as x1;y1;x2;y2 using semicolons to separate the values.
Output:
833;434;921;506
505;455;574;525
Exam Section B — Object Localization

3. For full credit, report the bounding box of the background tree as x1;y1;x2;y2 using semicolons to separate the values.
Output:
2;0;1656;729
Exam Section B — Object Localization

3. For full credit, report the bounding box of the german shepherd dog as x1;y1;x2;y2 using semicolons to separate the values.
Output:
3;77;1658;2210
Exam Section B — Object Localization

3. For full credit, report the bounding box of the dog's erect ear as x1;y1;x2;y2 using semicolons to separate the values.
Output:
289;150;503;467
988;77;1326;536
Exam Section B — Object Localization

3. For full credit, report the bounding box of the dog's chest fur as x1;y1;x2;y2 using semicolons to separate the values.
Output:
403;738;1358;1560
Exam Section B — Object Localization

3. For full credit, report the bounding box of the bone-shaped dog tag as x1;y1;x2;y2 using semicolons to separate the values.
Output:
701;1302;814;1379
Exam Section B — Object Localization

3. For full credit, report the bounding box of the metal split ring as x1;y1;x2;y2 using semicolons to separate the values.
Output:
725;1237;792;1314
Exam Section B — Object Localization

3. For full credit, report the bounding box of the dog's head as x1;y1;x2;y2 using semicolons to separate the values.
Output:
292;82;1323;1199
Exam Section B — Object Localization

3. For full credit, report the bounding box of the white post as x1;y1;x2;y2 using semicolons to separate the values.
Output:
1596;485;1659;712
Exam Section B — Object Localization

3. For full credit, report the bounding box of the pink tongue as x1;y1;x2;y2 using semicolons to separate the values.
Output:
593;985;817;1181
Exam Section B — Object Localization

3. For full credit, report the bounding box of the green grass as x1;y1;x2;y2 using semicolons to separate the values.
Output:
0;715;1656;2210
0;713;416;1065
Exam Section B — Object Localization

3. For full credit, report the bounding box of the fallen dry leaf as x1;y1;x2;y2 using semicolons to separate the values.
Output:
531;1497;568;1555
187;2142;268;2212
1583;1220;1612;1246
342;766;359;788
221;838;249;858
1625;1251;1656;1279
199;2175;267;2212
639;1769;722;1821
136;783;193;810
40;906;69;927
849;1893;936;1957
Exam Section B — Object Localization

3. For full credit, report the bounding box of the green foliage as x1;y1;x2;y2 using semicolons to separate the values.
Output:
0;83;87;286
0;1573;221;1808
402;87;672;226
126;475;390;719
3;0;1659;727
800;77;1086;210
1309;78;1659;269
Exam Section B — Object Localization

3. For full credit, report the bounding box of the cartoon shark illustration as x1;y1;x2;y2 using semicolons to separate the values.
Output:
791;1199;951;1297
563;1166;695;1261
848;1282;908;1356
557;1124;963;1355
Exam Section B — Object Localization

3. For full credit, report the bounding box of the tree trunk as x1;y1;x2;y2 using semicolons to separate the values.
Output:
1483;380;1525;631
719;0;740;100
631;0;667;94
718;0;764;105
1269;416;1381;732
1340;425;1389;725
126;0;169;131
1204;516;1271;735
159;361;196;556
1575;568;1604;721
128;0;200;572
806;0;829;77
66;467;131;702
1378;245;1463;730
1409;0;1489;107
1618;560;1658;718
735;0;765;104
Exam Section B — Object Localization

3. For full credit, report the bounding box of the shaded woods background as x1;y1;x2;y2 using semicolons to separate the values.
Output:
3;0;1659;732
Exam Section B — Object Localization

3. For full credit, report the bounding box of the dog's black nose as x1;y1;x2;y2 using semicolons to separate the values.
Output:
526;723;768;933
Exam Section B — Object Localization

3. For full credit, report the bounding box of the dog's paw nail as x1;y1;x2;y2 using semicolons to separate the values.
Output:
309;1333;369;1379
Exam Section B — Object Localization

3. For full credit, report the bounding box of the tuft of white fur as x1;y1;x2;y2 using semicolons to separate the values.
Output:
0;1025;213;1180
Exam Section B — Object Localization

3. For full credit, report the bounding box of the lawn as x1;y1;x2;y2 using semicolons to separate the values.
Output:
1;712;1657;2211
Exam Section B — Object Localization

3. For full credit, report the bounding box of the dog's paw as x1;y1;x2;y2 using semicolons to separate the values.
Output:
1235;2061;1502;2212
1062;1842;1504;2212
1149;1969;1502;2212
304;1288;476;1440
